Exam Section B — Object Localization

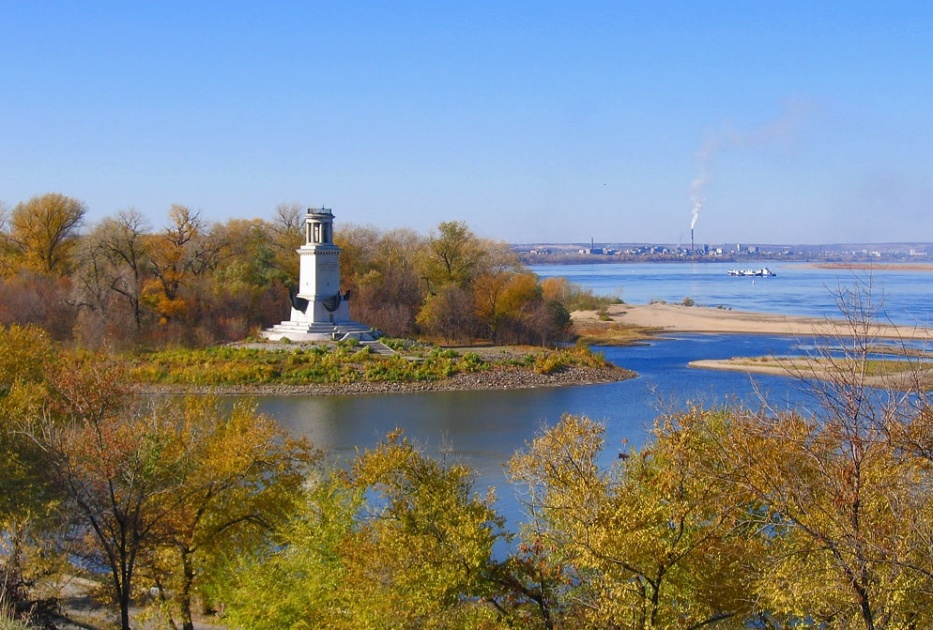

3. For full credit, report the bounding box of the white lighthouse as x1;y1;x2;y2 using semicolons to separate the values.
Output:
262;207;373;341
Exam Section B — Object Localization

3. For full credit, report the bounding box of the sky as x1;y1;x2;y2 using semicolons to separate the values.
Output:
2;1;932;245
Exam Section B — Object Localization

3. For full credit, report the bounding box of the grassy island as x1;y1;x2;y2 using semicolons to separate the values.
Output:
124;339;635;394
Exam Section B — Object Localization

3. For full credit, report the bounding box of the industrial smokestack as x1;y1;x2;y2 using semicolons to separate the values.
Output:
691;228;695;252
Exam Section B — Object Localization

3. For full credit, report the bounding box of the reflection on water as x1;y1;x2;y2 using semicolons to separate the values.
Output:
256;334;822;527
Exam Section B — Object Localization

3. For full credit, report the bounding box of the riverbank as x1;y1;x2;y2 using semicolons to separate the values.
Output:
572;302;933;341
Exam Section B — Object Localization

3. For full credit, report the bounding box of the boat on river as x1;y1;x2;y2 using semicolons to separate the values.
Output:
727;268;776;277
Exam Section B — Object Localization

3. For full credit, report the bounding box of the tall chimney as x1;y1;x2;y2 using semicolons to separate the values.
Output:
691;228;695;252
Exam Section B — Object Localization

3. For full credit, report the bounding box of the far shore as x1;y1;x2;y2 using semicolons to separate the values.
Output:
806;262;933;272
571;302;933;341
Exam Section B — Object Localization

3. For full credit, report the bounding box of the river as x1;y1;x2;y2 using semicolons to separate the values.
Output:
531;261;933;326
254;261;933;527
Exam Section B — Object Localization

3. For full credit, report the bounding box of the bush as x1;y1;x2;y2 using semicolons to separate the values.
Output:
457;352;489;373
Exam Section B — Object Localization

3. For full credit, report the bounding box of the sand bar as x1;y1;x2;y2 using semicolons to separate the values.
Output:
572;302;933;341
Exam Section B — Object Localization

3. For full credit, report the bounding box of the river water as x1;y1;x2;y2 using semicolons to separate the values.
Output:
531;261;933;326
255;261;933;528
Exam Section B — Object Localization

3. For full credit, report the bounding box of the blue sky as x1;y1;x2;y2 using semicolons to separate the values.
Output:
2;1;931;245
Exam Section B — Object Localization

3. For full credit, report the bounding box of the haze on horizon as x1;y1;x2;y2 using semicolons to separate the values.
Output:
2;2;931;246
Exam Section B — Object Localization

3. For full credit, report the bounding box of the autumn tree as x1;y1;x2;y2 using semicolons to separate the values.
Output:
0;201;13;277
138;396;317;630
540;276;618;312
8;193;86;276
338;226;425;336
219;430;506;628
27;351;147;630
508;414;760;629
416;284;479;343
0;194;85;338
23;348;315;630
81;210;152;334
334;223;381;283
0;324;61;595
0;270;78;340
474;270;542;342
690;284;933;629
268;202;304;286
143;205;222;328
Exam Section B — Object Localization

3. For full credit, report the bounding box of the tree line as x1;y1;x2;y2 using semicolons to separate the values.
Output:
4;294;933;629
0;193;609;348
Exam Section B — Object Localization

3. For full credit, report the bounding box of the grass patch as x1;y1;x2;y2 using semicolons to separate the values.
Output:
573;322;662;346
731;355;931;378
123;342;613;387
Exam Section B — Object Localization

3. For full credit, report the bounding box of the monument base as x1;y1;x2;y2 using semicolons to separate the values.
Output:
260;320;375;342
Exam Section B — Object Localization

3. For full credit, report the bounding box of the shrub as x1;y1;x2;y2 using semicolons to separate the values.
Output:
457;352;489;373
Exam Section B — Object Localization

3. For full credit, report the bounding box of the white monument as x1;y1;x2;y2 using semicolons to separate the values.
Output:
262;207;374;342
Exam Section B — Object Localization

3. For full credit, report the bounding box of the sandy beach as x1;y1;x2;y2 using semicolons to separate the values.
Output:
572;302;933;341
570;303;933;387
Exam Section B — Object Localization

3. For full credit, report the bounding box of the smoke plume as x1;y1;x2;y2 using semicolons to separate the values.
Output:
688;99;812;233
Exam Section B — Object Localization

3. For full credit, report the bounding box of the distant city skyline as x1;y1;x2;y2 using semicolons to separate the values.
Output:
2;2;931;245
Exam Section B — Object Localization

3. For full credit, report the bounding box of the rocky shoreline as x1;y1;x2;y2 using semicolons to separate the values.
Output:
136;364;635;397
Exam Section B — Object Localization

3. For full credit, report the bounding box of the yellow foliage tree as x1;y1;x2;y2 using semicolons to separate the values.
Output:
508;413;760;629
140;396;317;630
219;430;506;629
8;193;86;276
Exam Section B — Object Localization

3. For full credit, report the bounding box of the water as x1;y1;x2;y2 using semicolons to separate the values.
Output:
255;262;933;528
531;261;933;327
257;334;820;529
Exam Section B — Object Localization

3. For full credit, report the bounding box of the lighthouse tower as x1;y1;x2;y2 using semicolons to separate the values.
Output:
262;207;373;341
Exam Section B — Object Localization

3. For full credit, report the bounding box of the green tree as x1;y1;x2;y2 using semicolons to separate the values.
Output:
214;470;360;630
8;194;86;275
346;431;505;627
208;218;290;337
419;221;485;291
